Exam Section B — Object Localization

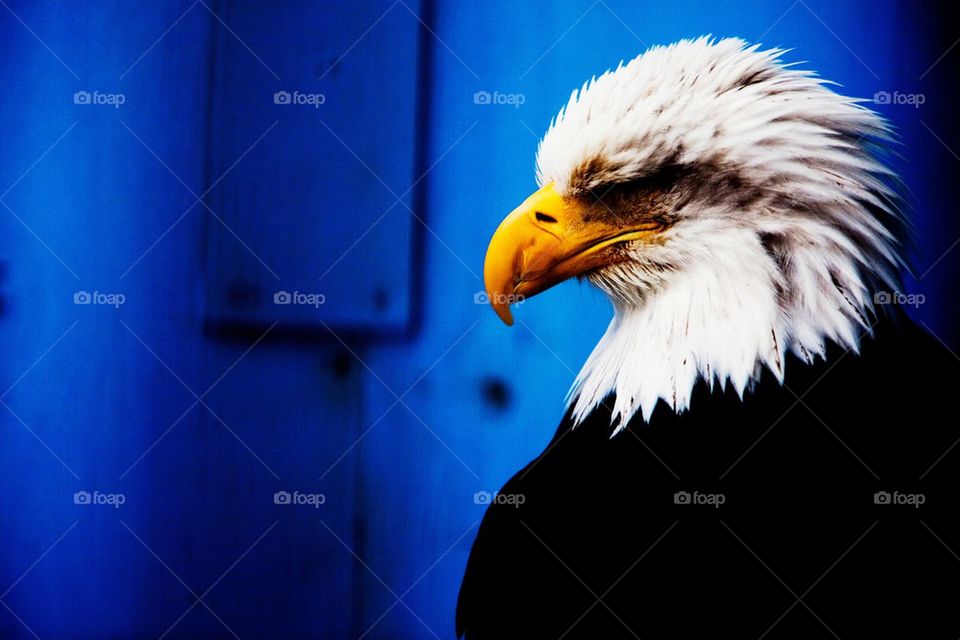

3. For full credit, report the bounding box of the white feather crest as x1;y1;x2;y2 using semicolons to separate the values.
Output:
534;37;905;430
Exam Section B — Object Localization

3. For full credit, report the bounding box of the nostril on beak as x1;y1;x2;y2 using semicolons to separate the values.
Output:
535;211;558;224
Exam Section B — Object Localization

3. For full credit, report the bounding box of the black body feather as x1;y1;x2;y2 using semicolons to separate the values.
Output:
457;313;959;639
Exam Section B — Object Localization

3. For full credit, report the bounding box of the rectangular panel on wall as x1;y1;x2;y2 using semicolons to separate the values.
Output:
204;0;420;334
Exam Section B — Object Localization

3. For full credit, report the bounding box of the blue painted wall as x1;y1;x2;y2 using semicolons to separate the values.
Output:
1;1;956;638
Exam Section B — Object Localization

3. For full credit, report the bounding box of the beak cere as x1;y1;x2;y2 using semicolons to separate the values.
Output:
482;182;661;325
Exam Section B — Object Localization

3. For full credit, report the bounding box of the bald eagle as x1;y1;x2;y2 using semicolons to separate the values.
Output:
458;38;958;639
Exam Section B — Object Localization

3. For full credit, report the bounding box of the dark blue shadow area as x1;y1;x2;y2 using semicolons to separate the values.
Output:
1;1;957;638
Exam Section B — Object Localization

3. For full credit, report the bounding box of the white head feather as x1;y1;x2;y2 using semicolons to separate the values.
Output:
534;37;906;432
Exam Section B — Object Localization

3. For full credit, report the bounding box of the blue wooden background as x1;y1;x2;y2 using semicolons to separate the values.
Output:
1;1;956;638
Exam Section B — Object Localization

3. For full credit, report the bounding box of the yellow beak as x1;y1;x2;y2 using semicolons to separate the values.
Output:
483;183;660;325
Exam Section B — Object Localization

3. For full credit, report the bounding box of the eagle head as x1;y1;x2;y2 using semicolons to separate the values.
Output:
483;37;906;431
